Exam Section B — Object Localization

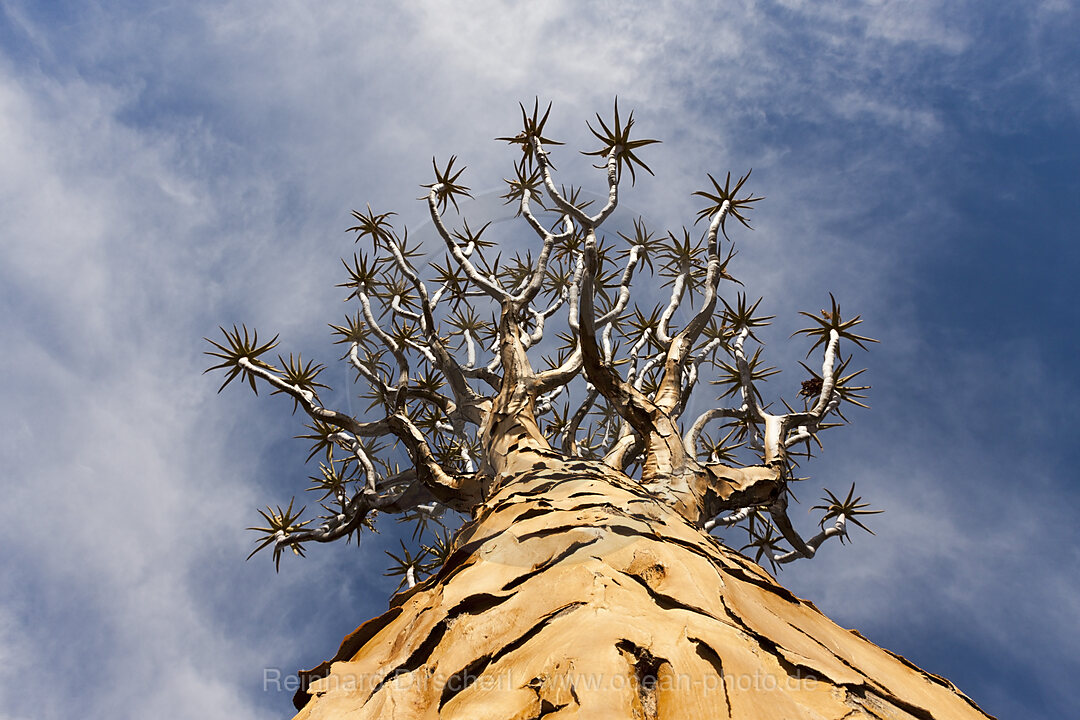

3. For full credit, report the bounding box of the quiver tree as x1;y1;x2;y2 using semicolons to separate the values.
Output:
208;101;992;719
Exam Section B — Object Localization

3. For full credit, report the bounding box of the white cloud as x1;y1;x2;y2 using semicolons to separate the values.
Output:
833;91;944;138
774;0;971;53
0;53;292;717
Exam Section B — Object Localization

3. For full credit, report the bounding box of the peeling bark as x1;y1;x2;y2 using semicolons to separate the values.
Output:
292;459;992;720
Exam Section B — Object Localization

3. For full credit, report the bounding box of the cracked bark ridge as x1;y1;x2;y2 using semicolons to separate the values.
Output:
293;460;992;720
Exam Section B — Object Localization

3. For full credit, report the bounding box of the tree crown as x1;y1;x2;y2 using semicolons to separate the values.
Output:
207;99;879;581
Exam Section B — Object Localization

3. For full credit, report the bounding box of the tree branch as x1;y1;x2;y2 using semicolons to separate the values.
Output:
578;231;687;483
387;412;482;510
776;515;847;564
427;187;510;301
515;189;572;304
356;290;410;406
683;407;747;458
384;237;491;425
238;357;392;439
653;203;731;414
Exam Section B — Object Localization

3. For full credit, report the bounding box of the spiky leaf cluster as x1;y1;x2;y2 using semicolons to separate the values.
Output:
693;170;764;240
501;159;545;213
496;98;564;166
713;345;780;402
204;325;279;394
424;155;472;213
273;353;329;412
721;294;775;340
582;98;660;185
247;499;311;571
347;205;396;248
659;228;710;301
739;511;787;573
793;293;879;355
797;355;870;416
813;484;882;539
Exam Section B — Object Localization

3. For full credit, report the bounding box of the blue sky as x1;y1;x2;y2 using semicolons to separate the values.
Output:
1;1;1078;718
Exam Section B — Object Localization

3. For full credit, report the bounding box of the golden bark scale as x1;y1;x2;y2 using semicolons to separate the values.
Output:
293;460;992;720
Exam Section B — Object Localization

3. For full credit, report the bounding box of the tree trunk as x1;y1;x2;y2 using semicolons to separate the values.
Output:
293;460;992;719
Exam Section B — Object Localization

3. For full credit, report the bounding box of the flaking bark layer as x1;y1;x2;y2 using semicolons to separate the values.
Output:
294;460;992;720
